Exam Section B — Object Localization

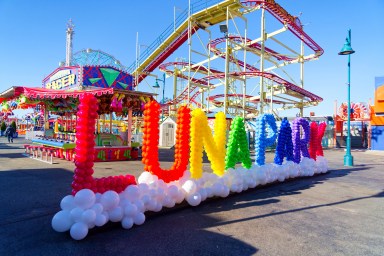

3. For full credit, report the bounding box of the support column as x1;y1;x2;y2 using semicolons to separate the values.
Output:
300;29;304;117
103;114;106;133
223;7;230;116
259;7;266;114
44;104;49;131
127;109;133;147
109;112;113;134
242;16;248;119
187;0;191;104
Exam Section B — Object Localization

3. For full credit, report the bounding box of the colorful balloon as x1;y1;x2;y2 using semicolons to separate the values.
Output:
225;116;252;169
274;118;294;165
189;109;226;179
141;101;190;183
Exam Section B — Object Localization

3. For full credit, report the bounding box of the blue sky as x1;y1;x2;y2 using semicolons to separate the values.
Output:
1;0;383;117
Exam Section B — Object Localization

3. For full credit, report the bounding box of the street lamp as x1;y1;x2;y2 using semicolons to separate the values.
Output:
338;29;355;166
154;73;166;121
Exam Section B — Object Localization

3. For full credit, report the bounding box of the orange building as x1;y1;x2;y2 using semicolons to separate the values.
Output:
371;77;384;150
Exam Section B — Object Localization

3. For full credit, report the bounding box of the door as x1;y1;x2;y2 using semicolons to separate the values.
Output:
162;123;175;147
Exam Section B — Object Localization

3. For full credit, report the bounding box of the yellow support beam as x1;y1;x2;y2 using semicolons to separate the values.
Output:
133;0;245;78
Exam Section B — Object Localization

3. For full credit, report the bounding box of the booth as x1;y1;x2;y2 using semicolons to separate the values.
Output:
0;65;155;162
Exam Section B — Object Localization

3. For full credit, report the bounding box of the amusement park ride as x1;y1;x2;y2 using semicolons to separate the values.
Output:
1;0;324;132
62;0;323;120
127;0;324;119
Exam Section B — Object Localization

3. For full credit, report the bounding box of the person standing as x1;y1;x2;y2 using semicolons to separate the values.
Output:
5;124;15;143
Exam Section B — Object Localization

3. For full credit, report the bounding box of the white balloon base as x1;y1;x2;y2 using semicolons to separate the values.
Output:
52;157;328;240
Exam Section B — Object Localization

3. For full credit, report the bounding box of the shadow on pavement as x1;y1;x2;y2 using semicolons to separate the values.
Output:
0;138;378;255
0;167;258;255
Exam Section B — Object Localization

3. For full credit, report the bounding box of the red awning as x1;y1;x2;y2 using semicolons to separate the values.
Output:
0;86;114;100
22;87;114;99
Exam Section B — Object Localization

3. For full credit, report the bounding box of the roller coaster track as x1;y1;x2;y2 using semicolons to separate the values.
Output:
128;0;244;84
130;0;324;110
159;62;222;105
242;0;323;57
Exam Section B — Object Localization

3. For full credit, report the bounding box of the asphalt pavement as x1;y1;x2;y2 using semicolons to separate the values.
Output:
0;136;383;256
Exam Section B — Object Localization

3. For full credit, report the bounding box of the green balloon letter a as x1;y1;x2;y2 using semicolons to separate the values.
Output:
225;117;252;170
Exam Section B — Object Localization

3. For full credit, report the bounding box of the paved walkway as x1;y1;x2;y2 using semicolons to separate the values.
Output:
0;137;383;255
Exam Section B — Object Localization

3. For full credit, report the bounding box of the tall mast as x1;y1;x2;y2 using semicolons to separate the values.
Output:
65;19;75;66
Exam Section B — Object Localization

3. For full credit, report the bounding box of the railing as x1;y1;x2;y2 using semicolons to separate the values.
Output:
127;0;225;73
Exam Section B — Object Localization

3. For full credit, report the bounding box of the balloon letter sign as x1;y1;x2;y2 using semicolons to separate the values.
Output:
254;114;278;166
190;109;226;179
141;101;191;183
292;118;311;163
274;118;294;165
54;98;329;240
225;116;252;169
72;93;136;195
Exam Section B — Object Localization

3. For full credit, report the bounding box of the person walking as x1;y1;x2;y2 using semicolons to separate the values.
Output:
5;124;15;143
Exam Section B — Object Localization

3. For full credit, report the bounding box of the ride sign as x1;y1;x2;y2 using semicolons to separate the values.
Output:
43;67;79;90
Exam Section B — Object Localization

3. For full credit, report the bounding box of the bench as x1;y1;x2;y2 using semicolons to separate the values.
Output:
24;144;32;156
40;147;56;164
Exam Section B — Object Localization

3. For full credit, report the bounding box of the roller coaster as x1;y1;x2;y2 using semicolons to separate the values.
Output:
128;0;324;118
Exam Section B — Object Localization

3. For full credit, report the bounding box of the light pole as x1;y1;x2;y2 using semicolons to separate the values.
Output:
154;73;166;121
220;23;229;116
338;29;355;166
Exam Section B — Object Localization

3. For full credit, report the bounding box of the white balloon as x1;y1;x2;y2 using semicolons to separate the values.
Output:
199;188;207;201
121;217;134;229
175;191;185;204
230;184;238;193
138;183;149;195
52;210;73;232
91;203;103;214
109;206;124;222
70;207;84;223
132;200;145;212
182;180;197;195
100;191;120;211
153;202;162;212
119;198;130;208
186;192;201;206
74;189;96;209
163;196;175;208
70;222;89;240
146;200;157;211
212;183;222;195
205;187;213;198
138;172;157;184
149;188;157;198
133;212;146;225
141;195;151;208
167;185;179;199
157;179;166;190
94;213;107;227
81;209;96;224
60;195;75;211
124;203;138;217
220;186;230;198
124;185;140;201
248;179;257;189
156;188;165;201
87;222;95;229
